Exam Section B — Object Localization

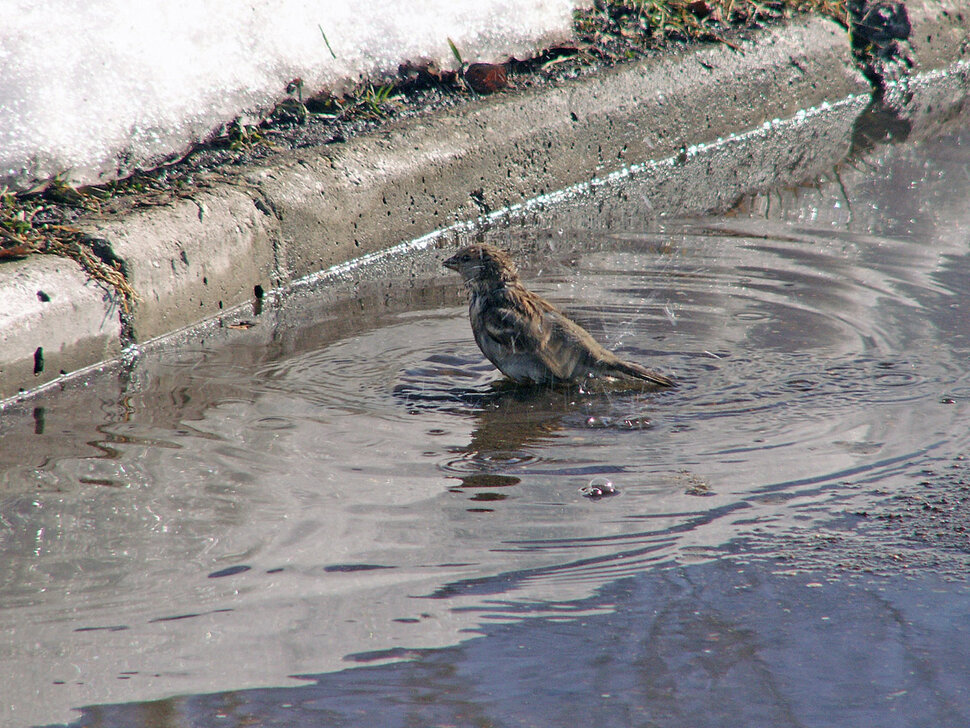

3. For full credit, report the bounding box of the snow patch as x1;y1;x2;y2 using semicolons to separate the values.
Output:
1;0;583;190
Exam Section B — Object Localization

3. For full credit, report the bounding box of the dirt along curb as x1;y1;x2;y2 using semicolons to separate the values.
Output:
1;7;967;402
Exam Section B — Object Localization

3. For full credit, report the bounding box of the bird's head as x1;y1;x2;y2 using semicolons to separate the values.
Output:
443;244;519;288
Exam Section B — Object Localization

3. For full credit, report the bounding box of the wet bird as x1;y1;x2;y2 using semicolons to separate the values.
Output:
443;244;674;388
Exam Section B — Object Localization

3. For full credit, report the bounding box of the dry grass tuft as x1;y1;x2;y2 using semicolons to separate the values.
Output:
1;186;138;310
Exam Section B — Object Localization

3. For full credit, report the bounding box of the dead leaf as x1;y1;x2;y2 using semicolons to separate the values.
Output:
0;243;36;259
464;63;508;93
0;227;38;258
688;0;713;17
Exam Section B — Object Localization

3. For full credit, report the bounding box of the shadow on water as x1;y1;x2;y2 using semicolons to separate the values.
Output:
3;69;970;727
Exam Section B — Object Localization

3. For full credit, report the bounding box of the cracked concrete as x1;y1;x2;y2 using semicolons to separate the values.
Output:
1;7;969;401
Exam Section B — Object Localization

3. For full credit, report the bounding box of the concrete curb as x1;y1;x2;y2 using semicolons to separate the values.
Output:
248;16;861;285
906;0;970;72
1;8;968;400
0;257;122;393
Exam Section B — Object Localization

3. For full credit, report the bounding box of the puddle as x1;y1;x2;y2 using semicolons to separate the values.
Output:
3;76;970;726
66;563;970;728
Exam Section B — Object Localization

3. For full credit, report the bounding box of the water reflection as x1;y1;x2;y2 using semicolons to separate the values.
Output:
70;563;970;728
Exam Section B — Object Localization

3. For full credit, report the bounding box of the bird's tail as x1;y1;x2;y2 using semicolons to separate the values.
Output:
608;359;676;388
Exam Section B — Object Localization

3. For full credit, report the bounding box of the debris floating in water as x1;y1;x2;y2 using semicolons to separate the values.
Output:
580;478;617;498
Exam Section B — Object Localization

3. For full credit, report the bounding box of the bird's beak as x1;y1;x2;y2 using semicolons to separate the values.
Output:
442;254;459;271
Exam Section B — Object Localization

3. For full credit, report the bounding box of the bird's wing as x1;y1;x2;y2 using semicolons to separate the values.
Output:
472;289;563;372
478;297;544;353
487;300;590;380
531;308;600;379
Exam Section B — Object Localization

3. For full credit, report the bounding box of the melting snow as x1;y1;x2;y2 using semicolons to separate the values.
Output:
0;0;583;190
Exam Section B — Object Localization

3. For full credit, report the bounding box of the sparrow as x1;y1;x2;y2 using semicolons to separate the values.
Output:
443;244;674;388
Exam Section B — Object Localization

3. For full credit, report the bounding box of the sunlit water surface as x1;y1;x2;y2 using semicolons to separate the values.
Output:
3;103;970;727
